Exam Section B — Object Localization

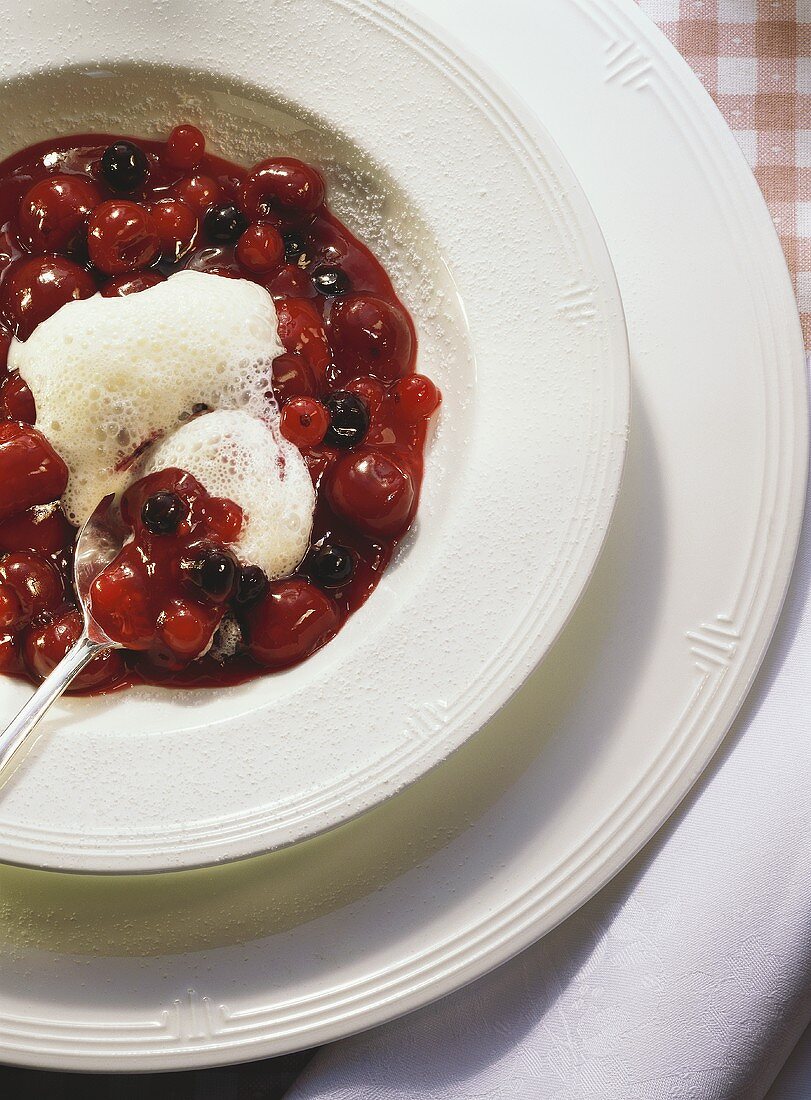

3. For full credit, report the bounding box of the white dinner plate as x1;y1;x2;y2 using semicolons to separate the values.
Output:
0;0;806;1072
0;0;628;873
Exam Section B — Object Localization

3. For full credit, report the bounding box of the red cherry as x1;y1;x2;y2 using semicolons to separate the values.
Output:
244;578;339;668
24;608;126;690
200;497;243;543
173;175;221;214
236;224;284;275
0;373;35;423
0;551;63;623
328;294;414;383
280;396;329;449
328;448;416;538
164;124;206;171
393;374;441;420
87;200;160;274
0;584;21;630
343;375;386;420
271;353;318;404
240;158;325;223
0;331;11;378
149;198;198;261
18;174;102;254
100;271;165;297
0;505;73;557
0;423;68;519
0;255;96;340
0;632;19;674
266;262;317;298
275;297;330;376
158;597;217;659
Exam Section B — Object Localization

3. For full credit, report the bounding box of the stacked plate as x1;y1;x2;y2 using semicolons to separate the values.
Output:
0;0;805;1072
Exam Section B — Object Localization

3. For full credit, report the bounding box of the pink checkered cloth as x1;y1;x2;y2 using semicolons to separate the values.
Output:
638;0;811;348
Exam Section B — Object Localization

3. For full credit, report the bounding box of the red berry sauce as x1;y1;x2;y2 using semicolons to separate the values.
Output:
0;128;441;693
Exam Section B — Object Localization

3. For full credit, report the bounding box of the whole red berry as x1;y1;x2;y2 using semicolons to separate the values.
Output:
328;448;416;538
236;224;284;275
87;200;160;275
280;396;329;449
0;255;96;340
18;174;102;253
173;175;221;215
149;197;198;261
0;373;36;423
100;272;165;297
244;579;339;668
240;158;325;223
0;423;69;519
164;124;206;171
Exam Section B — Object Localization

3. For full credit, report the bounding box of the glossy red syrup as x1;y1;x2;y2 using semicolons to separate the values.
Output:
0;127;440;692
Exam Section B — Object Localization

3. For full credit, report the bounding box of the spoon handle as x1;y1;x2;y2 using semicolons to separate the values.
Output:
0;634;108;777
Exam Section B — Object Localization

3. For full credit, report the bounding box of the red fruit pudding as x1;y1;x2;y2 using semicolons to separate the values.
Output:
0;125;441;693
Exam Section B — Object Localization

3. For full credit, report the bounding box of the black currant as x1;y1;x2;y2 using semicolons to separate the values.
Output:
204;203;248;244
310;543;353;588
234;564;269;605
100;141;149;193
312;267;350;296
141;491;187;535
324;391;369;448
283;231;306;263
185;548;237;601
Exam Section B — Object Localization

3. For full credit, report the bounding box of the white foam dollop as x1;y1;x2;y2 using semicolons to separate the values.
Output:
138;409;314;580
9;270;285;524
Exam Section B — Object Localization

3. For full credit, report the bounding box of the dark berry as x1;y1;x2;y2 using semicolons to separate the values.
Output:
141;491;187;534
185;548;237;601
100;140;149;193
324;391;369;448
204;203;248;244
283;231;307;263
310;543;353;588
312;267;350;296
235;564;269;606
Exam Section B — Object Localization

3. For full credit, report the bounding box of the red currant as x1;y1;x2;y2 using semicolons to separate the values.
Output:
158;597;217;659
328;448;416;538
173;175;221;215
236;224;284;275
200;497;243;543
275;297;330;376
87;200;160;275
164;124;206;171
149;197;198;261
280;396;329;448
18;174;101;254
0;256;96;340
393;374;441;420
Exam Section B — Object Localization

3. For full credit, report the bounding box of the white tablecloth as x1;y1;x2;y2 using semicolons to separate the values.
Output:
287;2;811;1095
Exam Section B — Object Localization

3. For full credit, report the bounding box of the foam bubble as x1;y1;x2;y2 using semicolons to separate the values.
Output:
139;409;314;580
9;270;284;524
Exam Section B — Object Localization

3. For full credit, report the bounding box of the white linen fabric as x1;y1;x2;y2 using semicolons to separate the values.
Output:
290;363;811;1098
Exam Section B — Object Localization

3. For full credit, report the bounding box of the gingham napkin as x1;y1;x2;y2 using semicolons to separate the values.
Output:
645;0;810;348
286;3;811;1099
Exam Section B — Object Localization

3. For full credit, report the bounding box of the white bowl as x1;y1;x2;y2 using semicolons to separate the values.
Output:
0;5;628;872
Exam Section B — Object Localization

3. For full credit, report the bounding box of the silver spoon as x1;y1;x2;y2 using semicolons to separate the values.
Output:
0;494;126;778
